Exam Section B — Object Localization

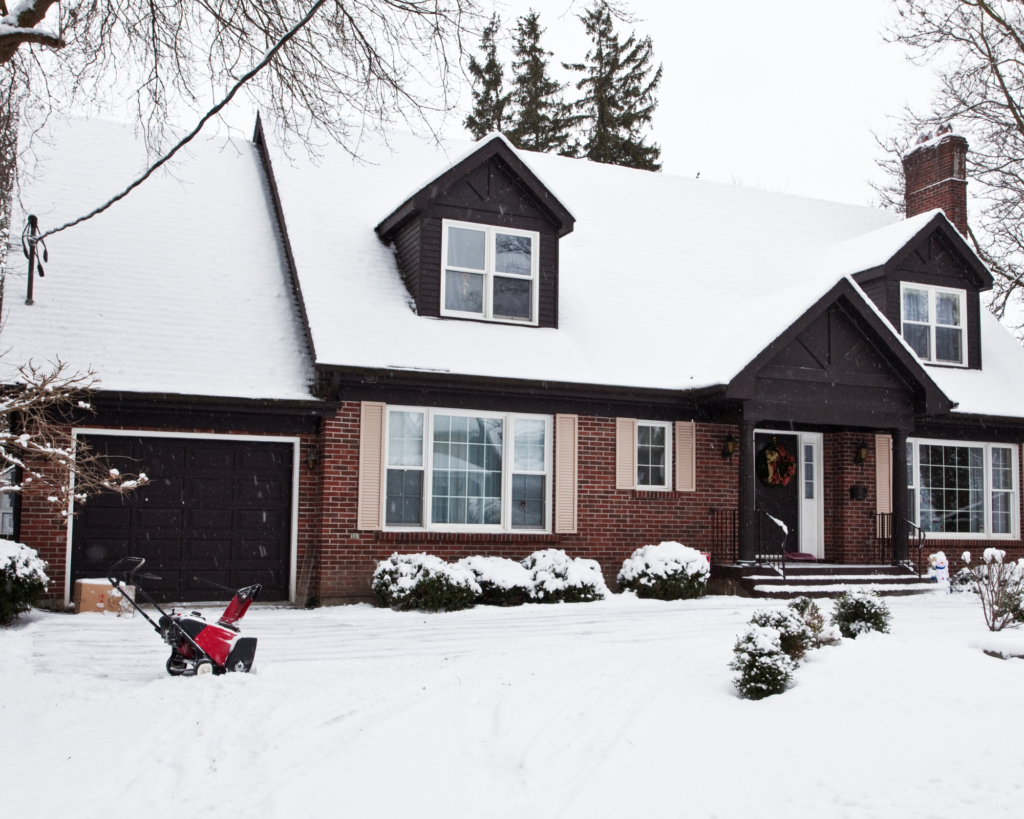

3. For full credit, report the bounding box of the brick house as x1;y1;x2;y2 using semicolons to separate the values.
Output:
6;119;1024;605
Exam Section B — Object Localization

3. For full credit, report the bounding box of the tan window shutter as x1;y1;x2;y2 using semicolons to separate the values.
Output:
357;401;387;530
615;417;637;490
676;421;696;492
875;433;893;516
554;414;578;533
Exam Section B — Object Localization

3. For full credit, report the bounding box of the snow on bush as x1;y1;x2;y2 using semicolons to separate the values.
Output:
730;624;795;700
522;549;609;603
950;567;975;593
749;607;813;662
961;549;1024;631
616;541;709;600
458;556;533;607
787;597;841;649
372;553;480;612
830;590;892;639
0;542;49;625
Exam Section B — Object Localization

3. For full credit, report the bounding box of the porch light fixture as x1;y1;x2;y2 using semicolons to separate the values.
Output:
721;434;738;459
853;440;870;465
305;446;319;471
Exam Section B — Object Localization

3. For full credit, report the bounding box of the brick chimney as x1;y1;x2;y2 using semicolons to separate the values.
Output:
903;126;969;235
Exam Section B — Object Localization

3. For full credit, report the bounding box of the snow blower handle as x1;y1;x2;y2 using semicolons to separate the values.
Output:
107;556;170;631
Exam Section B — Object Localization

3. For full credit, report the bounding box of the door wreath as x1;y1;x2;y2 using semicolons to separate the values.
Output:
756;437;797;487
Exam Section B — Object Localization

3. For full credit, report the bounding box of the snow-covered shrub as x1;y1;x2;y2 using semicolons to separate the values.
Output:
372;553;480;612
961;549;1024;631
616;541;710;600
522;549;609;603
730;624;795;700
830;590;891;639
458;556;533;607
0;542;49;625
950;567;975;593
787;597;841;648
749;607;812;662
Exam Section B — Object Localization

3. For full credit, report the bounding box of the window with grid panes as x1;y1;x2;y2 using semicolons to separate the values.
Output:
636;421;672;490
384;407;552;531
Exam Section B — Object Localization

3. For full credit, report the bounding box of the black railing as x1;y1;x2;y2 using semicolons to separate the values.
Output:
709;508;738;564
756;510;789;580
876;513;926;576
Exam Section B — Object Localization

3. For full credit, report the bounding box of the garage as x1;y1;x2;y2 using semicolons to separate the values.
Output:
70;434;296;603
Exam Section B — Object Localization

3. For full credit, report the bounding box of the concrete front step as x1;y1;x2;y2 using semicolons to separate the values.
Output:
709;562;936;598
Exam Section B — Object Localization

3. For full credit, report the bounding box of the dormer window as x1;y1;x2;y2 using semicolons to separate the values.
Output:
901;283;967;366
441;219;539;325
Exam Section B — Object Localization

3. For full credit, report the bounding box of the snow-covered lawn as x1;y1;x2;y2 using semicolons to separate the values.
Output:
3;592;1023;818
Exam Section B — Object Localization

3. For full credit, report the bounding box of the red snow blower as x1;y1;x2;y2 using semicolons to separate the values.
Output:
108;557;261;677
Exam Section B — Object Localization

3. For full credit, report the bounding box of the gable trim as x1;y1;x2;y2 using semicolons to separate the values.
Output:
376;136;576;241
881;212;993;291
726;277;953;416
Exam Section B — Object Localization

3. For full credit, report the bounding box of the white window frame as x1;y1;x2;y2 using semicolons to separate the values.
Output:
440;218;540;326
636;420;673;491
906;437;1019;540
383;405;553;533
900;282;968;367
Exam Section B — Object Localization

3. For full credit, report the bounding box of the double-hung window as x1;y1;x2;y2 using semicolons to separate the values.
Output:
637;421;672;490
901;283;967;366
384;406;552;531
906;439;1018;537
441;219;540;325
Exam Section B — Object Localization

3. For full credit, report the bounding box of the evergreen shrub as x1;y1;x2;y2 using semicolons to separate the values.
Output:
617;541;709;600
749;608;812;662
830;590;892;638
730;624;795;700
372;553;480;612
0;543;49;625
522;549;608;603
457;556;532;607
787;597;841;648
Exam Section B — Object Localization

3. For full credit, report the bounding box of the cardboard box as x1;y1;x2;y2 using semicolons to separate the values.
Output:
73;579;135;616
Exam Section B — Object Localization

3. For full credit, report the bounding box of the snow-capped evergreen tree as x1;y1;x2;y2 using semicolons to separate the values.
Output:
464;14;510;140
506;11;576;155
564;1;663;171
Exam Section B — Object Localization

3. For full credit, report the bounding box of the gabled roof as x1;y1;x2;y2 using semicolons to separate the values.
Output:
0;118;314;401
375;133;575;240
727;276;952;417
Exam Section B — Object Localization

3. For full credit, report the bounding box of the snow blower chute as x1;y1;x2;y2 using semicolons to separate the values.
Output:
108;557;261;676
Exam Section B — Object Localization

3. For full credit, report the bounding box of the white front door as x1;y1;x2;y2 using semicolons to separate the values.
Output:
798;433;823;558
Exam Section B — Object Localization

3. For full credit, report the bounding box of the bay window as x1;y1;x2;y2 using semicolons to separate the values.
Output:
901;283;966;366
441;219;540;324
384;406;552;531
906;439;1018;537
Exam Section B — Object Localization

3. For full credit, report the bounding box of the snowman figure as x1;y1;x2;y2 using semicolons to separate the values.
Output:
928;551;950;594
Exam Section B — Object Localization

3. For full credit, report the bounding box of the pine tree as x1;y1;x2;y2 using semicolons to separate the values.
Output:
564;1;663;171
464;14;510;140
506;11;576;155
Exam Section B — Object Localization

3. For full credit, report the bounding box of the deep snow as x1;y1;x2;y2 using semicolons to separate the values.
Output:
3;592;1023;818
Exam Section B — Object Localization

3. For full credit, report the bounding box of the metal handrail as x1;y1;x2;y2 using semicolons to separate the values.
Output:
756;510;788;581
876;513;926;575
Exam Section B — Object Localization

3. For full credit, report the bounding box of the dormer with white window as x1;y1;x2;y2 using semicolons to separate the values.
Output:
853;211;993;370
375;135;574;329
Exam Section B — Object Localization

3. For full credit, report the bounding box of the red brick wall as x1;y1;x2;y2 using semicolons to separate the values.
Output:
314;404;740;600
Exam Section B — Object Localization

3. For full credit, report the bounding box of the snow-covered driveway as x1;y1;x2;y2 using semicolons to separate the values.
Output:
3;593;1022;818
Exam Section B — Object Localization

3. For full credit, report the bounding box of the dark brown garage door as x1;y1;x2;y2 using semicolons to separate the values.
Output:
71;435;293;602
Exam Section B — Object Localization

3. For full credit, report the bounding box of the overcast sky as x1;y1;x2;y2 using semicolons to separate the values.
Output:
467;0;939;208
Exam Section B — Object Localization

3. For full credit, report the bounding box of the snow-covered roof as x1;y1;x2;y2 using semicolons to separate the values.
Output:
265;129;935;391
1;119;314;401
